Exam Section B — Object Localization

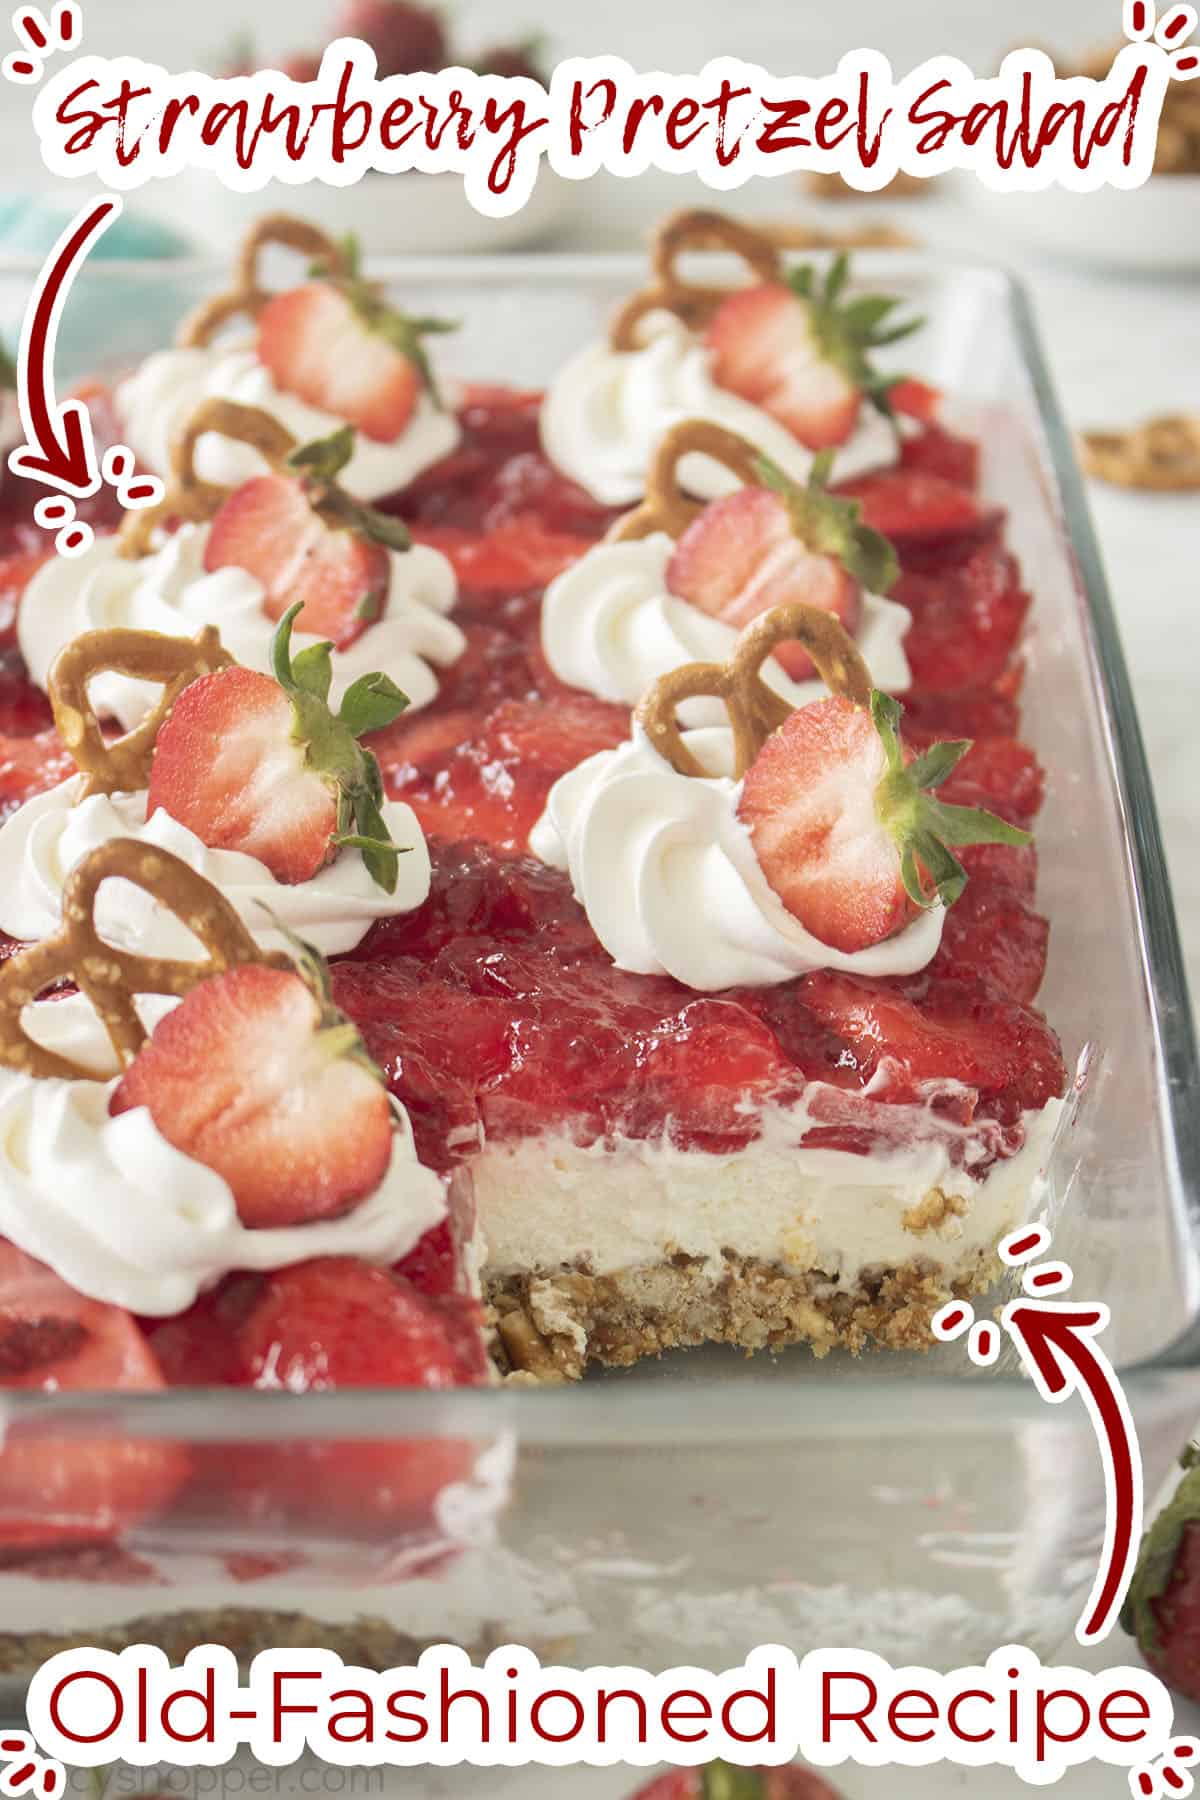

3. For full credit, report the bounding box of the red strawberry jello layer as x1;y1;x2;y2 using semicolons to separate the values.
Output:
0;383;1059;1390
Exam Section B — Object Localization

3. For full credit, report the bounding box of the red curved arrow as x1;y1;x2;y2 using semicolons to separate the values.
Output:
1001;1298;1141;1645
7;195;121;498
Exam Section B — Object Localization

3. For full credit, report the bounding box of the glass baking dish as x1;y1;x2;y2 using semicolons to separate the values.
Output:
0;248;1198;1722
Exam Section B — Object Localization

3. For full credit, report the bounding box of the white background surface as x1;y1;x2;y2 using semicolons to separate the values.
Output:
4;1;1200;1795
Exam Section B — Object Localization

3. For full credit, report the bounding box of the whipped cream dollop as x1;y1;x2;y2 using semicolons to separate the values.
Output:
531;724;943;989
116;344;461;502
540;313;900;508
0;778;430;960
0;993;444;1315
18;527;463;733
542;531;912;720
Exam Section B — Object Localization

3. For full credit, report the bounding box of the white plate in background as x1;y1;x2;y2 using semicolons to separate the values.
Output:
141;165;571;256
964;173;1200;273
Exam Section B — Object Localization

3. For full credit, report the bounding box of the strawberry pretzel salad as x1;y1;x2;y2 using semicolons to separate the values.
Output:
0;208;1066;1624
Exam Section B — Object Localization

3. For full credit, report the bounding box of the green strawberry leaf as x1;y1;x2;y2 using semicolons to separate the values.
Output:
785;253;923;424
339;670;410;736
842;294;902;334
351;503;411;553
351;790;400;894
270;601;305;690
701;1765;766;1800
924;794;1031;849
266;608;407;895
824;251;850;305
871;688;1032;912
756;453;900;597
288;429;412;557
289;639;334;703
906;739;971;791
288;424;356;485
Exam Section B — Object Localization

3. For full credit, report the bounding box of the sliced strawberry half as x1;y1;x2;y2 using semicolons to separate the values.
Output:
204;424;412;649
666;454;896;679
0;1241;186;1549
705;255;919;450
147;604;409;889
737;689;1031;954
234;1257;488;1533
256;236;456;442
109;950;396;1230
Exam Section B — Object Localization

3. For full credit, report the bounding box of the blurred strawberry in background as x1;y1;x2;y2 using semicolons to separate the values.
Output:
332;0;448;76
631;1764;844;1798
220;0;549;87
1124;1445;1200;1704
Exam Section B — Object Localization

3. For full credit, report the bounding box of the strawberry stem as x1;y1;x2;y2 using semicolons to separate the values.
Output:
269;605;410;895
700;1765;766;1800
785;254;922;421
870;690;1031;911
756;453;899;595
287;428;412;553
311;235;458;408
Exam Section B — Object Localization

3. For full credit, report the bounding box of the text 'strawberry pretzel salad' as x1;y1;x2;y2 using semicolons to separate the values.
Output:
18;398;464;732
0;609;431;958
541;418;914;719
540;209;925;508
117;215;461;501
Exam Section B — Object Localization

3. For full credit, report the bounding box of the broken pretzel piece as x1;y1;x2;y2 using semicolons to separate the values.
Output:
1080;416;1200;493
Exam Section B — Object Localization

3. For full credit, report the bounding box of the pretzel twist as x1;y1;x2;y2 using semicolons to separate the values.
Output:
636;601;874;780
177;214;351;350
609;209;783;353
49;624;234;798
117;398;299;557
0;841;282;1081
608;420;765;542
1080;415;1200;493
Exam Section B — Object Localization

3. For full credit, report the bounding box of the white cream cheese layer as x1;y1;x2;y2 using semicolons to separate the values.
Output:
0;993;444;1316
17;527;463;734
531;723;943;989
477;1090;1065;1290
116;344;460;502
540;314;900;508
541;530;912;720
0;779;429;960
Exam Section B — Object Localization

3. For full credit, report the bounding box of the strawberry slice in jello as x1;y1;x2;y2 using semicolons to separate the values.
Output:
384;691;630;854
0;1242;186;1551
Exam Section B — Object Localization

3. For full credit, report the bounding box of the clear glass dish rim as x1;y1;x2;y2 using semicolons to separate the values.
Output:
0;246;1196;1435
